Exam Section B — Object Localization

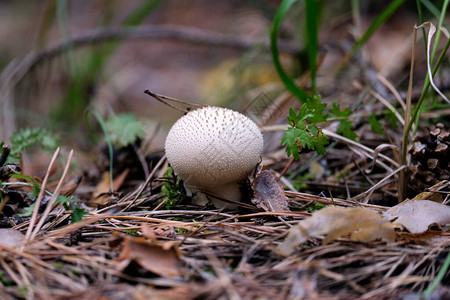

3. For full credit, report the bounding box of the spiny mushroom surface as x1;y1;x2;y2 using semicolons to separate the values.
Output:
165;106;263;207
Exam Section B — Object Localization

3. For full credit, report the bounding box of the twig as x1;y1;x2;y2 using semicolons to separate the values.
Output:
376;73;406;111
31;150;74;240
0;144;10;166
144;90;203;113
352;165;407;203
276;156;295;181
122;154;166;211
23;147;60;247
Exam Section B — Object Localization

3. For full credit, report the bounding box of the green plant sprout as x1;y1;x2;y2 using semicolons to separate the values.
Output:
368;113;385;135
281;99;328;160
161;166;184;209
5;175;87;222
272;0;414;160
8;128;59;162
329;102;357;141
105;114;146;148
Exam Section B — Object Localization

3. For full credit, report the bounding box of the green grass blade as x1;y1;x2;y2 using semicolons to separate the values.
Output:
53;1;162;124
430;0;449;64
305;0;318;93
416;0;428;54
422;251;450;298
123;0;163;26
420;0;441;18
403;26;450;162
56;0;77;77
270;0;311;104
350;0;406;59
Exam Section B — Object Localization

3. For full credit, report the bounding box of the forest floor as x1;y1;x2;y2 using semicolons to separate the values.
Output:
0;1;449;299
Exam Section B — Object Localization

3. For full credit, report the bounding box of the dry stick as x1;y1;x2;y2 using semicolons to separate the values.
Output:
120;210;235;219
0;244;54;270
276;156;295;181
144;90;190;113
14;260;33;298
376;73;406;111
284;191;387;211
102;211;309;227
152;195;170;211
133;145;150;179
399;26;418;203
122;154;167;212
352;165;407;203
31;150;74;240
365;144;400;174
145;89;205;109
23;147;60;246
0;258;23;289
203;250;241;300
353;81;404;126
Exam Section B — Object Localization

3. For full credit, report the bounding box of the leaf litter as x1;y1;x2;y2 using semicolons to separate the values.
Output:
1;143;448;299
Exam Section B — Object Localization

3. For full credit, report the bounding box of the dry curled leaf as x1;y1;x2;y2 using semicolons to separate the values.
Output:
93;169;129;204
117;234;182;278
410;180;447;202
383;200;450;234
279;206;395;255
252;168;289;212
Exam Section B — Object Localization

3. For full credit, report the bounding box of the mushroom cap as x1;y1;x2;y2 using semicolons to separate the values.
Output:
165;106;263;190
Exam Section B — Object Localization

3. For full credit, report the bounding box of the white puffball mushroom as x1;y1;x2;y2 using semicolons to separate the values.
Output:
165;106;263;207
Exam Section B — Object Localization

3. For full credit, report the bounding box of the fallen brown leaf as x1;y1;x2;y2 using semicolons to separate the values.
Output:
382;200;450;234
410;180;447;202
279;206;395;255
117;233;182;278
93;169;129;204
252;168;289;212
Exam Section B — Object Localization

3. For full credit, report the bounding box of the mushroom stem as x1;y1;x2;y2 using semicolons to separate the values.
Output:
186;182;244;208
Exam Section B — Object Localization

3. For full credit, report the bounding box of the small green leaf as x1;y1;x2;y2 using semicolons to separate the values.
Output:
281;127;305;160
71;206;88;222
282;95;329;160
337;119;358;141
368;113;385;135
307;95;328;123
308;124;319;136
11;174;42;198
106;114;146;148
329;102;357;140
330;102;351;117
385;110;398;129
9;128;59;161
287;107;301;124
56;195;76;204
19;203;36;217
313;130;329;155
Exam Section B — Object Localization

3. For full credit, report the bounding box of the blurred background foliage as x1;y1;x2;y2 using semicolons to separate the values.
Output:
0;0;448;152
